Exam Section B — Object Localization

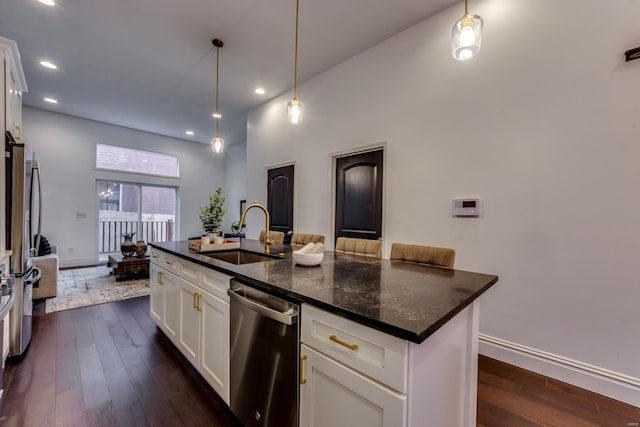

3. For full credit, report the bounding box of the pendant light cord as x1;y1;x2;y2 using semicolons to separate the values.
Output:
464;0;468;15
293;0;300;100
215;44;220;137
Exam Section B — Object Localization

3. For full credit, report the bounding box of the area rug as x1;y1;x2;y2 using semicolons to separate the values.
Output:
45;265;150;313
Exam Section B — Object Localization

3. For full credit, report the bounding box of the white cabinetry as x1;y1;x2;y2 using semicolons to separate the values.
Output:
149;258;179;344
150;248;231;404
177;278;200;366
0;37;27;251
149;264;164;325
300;344;406;427
198;289;230;396
300;302;480;427
1;37;26;143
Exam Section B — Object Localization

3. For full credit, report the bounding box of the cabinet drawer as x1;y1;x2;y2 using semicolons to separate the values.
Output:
162;253;179;274
150;248;164;266
300;344;406;427
178;259;202;286
301;304;408;393
200;268;232;302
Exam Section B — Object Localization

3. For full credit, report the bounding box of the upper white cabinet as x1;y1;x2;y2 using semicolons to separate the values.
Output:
0;37;27;252
0;37;27;142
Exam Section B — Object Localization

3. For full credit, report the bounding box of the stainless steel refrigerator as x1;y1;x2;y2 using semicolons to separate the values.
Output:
5;131;42;357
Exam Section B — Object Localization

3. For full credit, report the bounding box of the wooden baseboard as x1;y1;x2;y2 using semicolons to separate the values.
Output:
479;334;640;408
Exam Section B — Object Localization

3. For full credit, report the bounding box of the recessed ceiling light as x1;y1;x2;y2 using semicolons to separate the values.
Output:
43;97;58;104
212;113;221;119
40;60;57;69
38;0;55;6
254;88;266;95
185;130;194;136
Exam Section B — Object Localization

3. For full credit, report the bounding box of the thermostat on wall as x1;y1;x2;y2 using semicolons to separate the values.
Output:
452;198;480;217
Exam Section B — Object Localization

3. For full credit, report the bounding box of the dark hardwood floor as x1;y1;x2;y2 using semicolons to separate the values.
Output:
1;297;638;426
477;355;640;427
1;297;239;427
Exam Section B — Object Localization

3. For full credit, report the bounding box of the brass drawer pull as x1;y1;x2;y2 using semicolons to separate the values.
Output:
152;255;160;259
158;271;164;285
300;355;307;384
165;260;174;265
197;294;203;312
329;334;358;351
193;292;198;309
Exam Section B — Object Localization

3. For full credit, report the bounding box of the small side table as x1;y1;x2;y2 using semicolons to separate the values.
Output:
108;254;150;282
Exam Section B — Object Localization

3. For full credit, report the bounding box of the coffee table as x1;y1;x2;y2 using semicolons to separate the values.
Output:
108;253;150;282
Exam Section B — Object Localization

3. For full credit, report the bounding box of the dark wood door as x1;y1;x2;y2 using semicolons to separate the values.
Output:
335;149;383;241
267;165;294;234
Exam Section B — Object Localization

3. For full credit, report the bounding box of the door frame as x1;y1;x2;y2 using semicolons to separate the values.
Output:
95;179;179;262
329;141;388;257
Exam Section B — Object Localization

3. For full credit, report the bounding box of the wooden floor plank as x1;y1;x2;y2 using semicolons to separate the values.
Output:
56;340;82;394
478;381;602;427
103;365;140;411
477;399;544;427
55;387;87;427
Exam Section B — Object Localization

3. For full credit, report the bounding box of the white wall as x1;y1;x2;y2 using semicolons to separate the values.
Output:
246;0;640;405
223;141;247;228
23;107;226;267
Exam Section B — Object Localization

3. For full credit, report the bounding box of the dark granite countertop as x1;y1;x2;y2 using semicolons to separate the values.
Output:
149;240;498;344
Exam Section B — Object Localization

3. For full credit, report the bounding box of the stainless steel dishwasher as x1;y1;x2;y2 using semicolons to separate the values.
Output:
228;280;299;427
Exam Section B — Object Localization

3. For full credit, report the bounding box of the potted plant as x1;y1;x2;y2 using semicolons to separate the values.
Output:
200;187;226;237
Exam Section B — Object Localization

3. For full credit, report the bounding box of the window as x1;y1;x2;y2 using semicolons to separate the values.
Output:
96;143;179;177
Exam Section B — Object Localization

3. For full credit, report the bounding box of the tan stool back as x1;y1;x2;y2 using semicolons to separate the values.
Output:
291;233;325;246
390;243;455;268
259;230;285;244
335;237;382;259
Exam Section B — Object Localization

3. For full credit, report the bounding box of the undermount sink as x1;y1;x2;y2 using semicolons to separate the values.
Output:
201;250;282;265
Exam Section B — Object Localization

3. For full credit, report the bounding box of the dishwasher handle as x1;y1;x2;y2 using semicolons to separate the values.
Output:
228;288;297;325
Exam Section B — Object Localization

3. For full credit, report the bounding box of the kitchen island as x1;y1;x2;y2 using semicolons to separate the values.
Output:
149;240;498;427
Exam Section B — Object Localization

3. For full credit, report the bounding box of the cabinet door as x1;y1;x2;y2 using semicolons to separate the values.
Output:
6;64;16;139
199;291;230;404
161;269;180;344
177;279;200;366
300;345;406;427
149;264;164;326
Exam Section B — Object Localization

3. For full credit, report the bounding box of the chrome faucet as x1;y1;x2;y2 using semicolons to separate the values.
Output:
238;202;274;252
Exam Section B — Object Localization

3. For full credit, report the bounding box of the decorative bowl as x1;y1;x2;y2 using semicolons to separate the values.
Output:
293;251;324;267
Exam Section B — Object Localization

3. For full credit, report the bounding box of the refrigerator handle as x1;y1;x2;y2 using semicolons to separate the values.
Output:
32;161;42;254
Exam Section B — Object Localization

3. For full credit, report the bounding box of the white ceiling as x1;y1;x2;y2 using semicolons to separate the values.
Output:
0;0;460;146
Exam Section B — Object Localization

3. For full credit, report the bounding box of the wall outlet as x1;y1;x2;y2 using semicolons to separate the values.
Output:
76;212;87;219
68;247;74;254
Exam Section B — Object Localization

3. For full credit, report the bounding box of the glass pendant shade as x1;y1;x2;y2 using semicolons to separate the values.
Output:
450;14;483;61
287;99;304;124
211;136;224;153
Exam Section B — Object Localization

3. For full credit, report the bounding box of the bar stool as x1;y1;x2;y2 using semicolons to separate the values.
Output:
259;230;285;244
389;243;455;268
335;237;382;259
291;233;325;246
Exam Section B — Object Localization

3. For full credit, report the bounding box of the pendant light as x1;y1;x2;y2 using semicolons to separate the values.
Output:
211;38;224;153
450;0;483;61
287;0;303;124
